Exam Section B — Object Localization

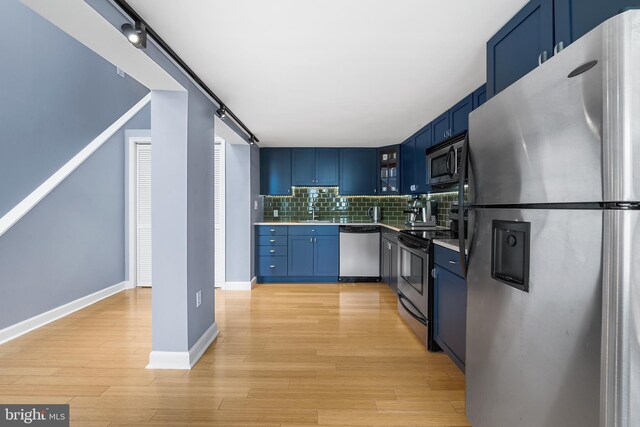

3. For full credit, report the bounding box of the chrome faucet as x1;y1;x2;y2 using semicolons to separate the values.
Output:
310;195;319;221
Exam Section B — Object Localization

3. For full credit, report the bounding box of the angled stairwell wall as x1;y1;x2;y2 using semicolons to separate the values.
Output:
0;0;150;336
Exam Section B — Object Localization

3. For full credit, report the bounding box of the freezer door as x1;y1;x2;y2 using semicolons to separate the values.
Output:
469;18;604;205
601;209;640;427
469;11;640;206
466;208;602;427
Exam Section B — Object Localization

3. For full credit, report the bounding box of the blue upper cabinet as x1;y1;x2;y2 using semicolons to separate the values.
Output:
450;94;473;137
291;148;316;186
260;148;292;195
432;111;451;146
473;84;487;109
339;148;377;195
554;0;640;49
292;148;339;186
315;148;339;185
414;124;432;194
400;138;416;194
487;0;554;98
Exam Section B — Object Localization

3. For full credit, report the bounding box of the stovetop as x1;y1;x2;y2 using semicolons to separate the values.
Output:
400;229;457;242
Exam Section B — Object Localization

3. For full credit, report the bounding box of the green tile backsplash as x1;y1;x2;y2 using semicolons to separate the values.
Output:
261;187;464;227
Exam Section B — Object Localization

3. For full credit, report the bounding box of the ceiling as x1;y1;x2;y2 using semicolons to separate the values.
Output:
127;0;528;147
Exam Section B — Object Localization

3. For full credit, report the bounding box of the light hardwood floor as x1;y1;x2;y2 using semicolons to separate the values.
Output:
0;283;470;426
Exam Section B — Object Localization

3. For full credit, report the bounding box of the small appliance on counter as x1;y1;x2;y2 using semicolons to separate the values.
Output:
404;197;437;227
367;206;381;223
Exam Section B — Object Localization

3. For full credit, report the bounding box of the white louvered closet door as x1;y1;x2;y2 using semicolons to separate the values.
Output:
136;143;152;287
214;140;225;287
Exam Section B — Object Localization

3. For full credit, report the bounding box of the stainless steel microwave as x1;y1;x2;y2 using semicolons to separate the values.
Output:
426;134;465;187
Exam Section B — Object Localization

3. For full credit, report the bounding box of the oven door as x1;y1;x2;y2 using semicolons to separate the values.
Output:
397;238;429;318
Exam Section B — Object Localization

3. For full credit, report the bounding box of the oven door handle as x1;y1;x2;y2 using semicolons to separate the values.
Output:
398;291;428;326
398;239;429;253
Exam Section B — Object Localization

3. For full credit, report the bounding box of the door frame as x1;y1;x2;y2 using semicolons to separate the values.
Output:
128;136;152;288
214;137;226;288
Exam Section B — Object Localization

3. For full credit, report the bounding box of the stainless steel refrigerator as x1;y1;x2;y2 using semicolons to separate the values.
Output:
461;10;640;427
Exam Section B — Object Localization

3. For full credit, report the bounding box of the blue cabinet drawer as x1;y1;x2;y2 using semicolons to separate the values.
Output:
258;246;287;256
288;226;339;236
258;235;288;246
256;225;288;236
257;256;288;276
435;245;464;277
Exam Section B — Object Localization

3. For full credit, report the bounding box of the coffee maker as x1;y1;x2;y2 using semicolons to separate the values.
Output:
404;197;437;227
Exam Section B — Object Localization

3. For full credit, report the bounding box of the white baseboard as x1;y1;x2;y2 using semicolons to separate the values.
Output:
146;351;191;370
146;321;219;370
223;278;256;291
0;281;129;345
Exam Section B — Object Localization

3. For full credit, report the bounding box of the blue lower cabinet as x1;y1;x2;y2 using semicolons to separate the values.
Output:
257;256;288;276
288;236;315;276
258;235;288;246
256;225;340;282
288;226;339;236
314;236;339;276
433;261;467;372
258;245;287;257
256;225;288;236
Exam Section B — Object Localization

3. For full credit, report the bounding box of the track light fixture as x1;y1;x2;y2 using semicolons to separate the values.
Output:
249;135;258;145
216;106;227;119
121;21;147;49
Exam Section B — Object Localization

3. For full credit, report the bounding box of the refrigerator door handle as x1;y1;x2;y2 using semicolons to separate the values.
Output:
458;132;469;278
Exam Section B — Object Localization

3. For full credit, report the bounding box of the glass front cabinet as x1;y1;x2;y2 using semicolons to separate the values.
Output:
377;145;400;194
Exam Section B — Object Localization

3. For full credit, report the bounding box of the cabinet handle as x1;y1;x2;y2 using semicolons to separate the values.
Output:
432;268;438;278
388;243;392;250
270;249;276;253
270;265;276;268
310;238;313;243
311;229;315;232
553;41;564;55
538;51;548;66
449;260;458;265
270;229;275;232
314;237;317;243
269;239;276;243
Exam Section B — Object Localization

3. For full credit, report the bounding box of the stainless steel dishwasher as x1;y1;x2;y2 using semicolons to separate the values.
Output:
339;225;381;281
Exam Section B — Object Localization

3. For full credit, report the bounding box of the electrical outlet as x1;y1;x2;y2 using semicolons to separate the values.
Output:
254;200;259;210
274;209;279;217
196;290;202;307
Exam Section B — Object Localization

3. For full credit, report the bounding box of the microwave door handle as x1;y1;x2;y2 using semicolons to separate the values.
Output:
447;146;456;178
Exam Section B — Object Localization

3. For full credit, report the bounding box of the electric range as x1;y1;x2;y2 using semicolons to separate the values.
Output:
396;228;456;352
